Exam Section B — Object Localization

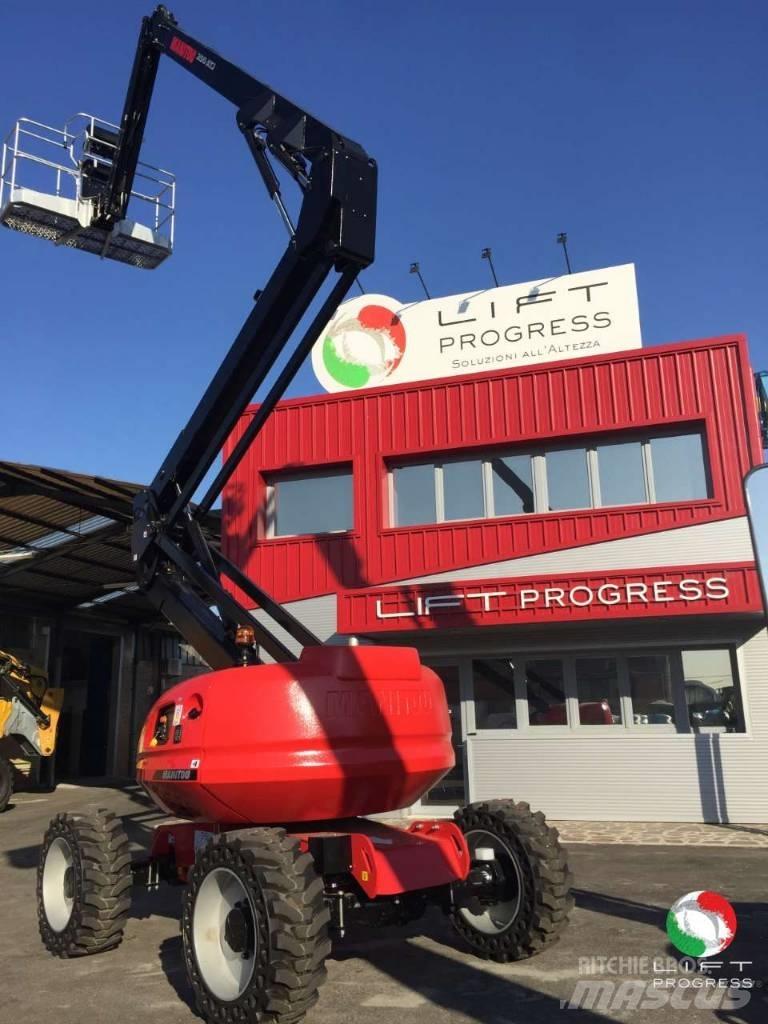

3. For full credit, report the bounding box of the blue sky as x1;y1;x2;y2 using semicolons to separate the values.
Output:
1;0;766;486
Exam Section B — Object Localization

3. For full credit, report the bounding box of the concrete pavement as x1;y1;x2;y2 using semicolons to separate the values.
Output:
1;784;767;1024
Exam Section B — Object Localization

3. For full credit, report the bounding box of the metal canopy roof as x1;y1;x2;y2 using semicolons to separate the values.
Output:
0;461;219;622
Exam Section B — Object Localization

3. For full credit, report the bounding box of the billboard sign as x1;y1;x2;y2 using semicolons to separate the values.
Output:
311;263;642;393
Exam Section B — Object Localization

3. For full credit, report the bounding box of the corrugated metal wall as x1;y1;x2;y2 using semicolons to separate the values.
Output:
223;336;762;605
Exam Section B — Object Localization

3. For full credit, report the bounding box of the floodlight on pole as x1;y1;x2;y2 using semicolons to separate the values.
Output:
480;247;499;288
409;261;431;299
556;232;573;275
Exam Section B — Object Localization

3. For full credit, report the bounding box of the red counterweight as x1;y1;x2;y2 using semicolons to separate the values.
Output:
137;645;454;824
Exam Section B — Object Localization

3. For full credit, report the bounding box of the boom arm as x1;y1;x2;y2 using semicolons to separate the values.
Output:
103;6;376;669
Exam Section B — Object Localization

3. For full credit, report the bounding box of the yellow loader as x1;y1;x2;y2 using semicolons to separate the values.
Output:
0;648;63;812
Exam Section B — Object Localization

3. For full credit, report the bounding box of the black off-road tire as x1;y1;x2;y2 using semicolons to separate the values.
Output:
0;755;13;812
183;829;331;1024
37;809;132;956
449;799;573;962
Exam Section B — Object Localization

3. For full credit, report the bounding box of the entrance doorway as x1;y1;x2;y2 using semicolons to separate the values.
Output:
418;662;468;810
55;629;120;779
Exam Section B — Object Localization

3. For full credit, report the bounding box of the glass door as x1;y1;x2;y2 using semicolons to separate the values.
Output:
418;662;468;810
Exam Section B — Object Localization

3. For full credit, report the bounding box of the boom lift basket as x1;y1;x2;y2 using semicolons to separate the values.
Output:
0;114;174;269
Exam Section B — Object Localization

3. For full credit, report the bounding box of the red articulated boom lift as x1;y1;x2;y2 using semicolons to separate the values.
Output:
3;8;573;1022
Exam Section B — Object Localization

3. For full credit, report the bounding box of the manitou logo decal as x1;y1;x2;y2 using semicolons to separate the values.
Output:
153;768;198;781
325;689;433;718
170;36;196;63
170;36;216;70
374;577;730;620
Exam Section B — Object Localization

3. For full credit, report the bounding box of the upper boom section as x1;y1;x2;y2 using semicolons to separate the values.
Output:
108;6;377;522
100;5;375;268
2;7;377;668
119;8;377;667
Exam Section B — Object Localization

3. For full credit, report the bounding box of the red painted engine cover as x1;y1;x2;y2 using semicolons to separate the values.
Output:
136;645;453;824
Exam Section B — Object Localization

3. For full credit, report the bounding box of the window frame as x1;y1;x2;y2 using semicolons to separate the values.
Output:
465;644;744;737
543;445;596;513
470;656;521;732
520;656;571;732
645;430;713;506
624;651;683;733
678;645;744;735
486;451;540;518
390;461;438;528
264;464;354;539
594;438;652;508
387;426;710;529
465;656;573;735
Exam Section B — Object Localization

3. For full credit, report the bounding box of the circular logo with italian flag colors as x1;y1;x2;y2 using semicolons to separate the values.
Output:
666;891;737;958
312;296;406;392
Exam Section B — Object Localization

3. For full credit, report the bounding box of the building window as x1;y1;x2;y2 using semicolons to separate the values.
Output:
574;657;623;725
525;659;567;726
491;454;535;515
627;654;677;727
545;448;591;511
421;664;466;804
393;463;435;527
467;647;744;734
267;467;352;537
597;440;647;506
473;658;517;729
681;648;742;732
650;433;709;502
443;459;484;522
389;429;709;527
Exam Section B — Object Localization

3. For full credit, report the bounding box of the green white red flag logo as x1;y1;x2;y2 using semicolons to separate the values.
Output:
313;296;406;391
666;891;737;958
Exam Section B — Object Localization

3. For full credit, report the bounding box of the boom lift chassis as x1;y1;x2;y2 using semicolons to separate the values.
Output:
20;8;574;1024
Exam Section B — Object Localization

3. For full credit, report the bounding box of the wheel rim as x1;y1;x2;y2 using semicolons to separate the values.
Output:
459;828;523;936
42;837;75;932
192;867;258;1002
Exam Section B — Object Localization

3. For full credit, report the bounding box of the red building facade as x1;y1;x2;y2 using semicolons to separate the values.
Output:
224;335;761;608
223;335;768;823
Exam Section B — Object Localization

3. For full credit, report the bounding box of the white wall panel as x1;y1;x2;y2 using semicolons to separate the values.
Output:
403;517;754;585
